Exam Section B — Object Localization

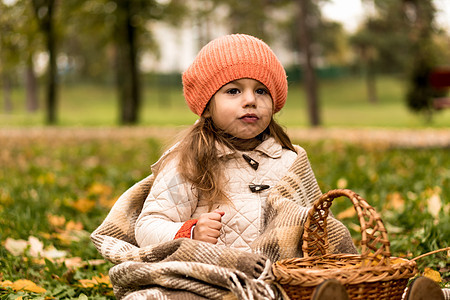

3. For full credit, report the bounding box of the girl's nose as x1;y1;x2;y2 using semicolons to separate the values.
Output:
242;90;257;108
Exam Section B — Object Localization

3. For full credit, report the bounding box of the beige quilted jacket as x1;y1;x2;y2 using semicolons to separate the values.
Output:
135;137;307;252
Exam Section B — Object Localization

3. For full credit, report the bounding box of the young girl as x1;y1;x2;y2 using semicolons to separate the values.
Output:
135;34;312;251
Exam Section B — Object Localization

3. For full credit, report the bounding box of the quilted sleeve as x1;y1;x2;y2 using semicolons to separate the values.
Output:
135;159;198;247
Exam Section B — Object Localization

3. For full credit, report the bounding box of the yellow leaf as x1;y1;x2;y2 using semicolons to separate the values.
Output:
423;267;442;283
384;192;405;211
37;172;55;185
0;280;14;288
1;279;46;293
71;198;95;213
78;274;112;288
336;206;356;219
88;183;112;196
336;178;348;189
47;214;66;228
99;196;117;209
65;220;84;231
390;258;407;265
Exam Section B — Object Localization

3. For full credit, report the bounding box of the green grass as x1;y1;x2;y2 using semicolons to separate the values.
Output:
0;132;448;298
1;75;450;127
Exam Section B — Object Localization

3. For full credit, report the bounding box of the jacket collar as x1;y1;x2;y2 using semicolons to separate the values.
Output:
216;136;283;159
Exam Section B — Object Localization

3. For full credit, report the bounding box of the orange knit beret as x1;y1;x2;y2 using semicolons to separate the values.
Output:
182;34;288;116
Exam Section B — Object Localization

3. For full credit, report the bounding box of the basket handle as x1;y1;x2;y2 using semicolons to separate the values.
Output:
302;189;391;266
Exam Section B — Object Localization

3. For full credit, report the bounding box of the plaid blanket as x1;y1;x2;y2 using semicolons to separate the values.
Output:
91;147;357;299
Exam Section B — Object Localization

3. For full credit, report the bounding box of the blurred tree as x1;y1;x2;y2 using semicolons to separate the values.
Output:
213;0;332;127
31;0;58;124
350;23;379;104
297;0;320;126
21;0;41;112
56;0;186;124
0;0;40;113
279;1;346;126
0;1;19;112
216;0;290;42
403;0;440;121
57;1;118;83
358;0;446;120
111;0;186;124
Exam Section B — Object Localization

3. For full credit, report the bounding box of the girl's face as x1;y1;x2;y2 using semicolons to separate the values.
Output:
205;78;273;139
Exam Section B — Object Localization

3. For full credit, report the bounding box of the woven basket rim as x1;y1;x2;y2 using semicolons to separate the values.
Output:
273;254;418;286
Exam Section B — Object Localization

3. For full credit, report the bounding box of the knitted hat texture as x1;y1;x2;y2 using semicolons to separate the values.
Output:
182;34;288;116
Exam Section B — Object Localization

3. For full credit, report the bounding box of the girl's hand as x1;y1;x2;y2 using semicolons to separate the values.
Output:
192;210;225;244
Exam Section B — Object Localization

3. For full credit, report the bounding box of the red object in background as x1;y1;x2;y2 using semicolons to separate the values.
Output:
429;68;450;89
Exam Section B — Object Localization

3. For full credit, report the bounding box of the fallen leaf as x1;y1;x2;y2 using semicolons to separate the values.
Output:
336;206;356;219
78;274;112;288
47;214;66;228
62;257;107;269
5;237;67;260
63;257;84;268
384;192;405;211
423;267;442;283
427;193;441;218
99;196;117;209
336;178;348;189
0;279;46;293
28;236;44;257
71;198;96;213
65;220;83;231
88;182;112;196
4;238;28;256
43;246;68;260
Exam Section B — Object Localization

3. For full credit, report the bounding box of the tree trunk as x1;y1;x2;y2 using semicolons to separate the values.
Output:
25;55;39;112
2;74;13;113
116;0;141;125
297;0;320;127
366;65;378;104
360;46;378;104
46;1;57;124
32;0;58;124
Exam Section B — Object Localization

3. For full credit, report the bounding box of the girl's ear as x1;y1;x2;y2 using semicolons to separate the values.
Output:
202;108;211;118
202;102;212;118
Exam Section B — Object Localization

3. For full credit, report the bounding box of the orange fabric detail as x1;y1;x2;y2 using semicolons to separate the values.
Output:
174;219;198;239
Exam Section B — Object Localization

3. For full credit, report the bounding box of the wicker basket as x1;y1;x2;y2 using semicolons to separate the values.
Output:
273;189;418;300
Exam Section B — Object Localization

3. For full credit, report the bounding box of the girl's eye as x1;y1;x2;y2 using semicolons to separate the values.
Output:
256;88;269;95
226;88;240;95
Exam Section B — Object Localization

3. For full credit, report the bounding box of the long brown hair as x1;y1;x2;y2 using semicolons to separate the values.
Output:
155;116;295;207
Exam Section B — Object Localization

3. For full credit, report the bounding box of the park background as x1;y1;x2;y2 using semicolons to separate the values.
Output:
0;0;449;298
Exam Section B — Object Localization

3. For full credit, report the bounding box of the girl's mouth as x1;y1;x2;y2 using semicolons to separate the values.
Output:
239;114;259;123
